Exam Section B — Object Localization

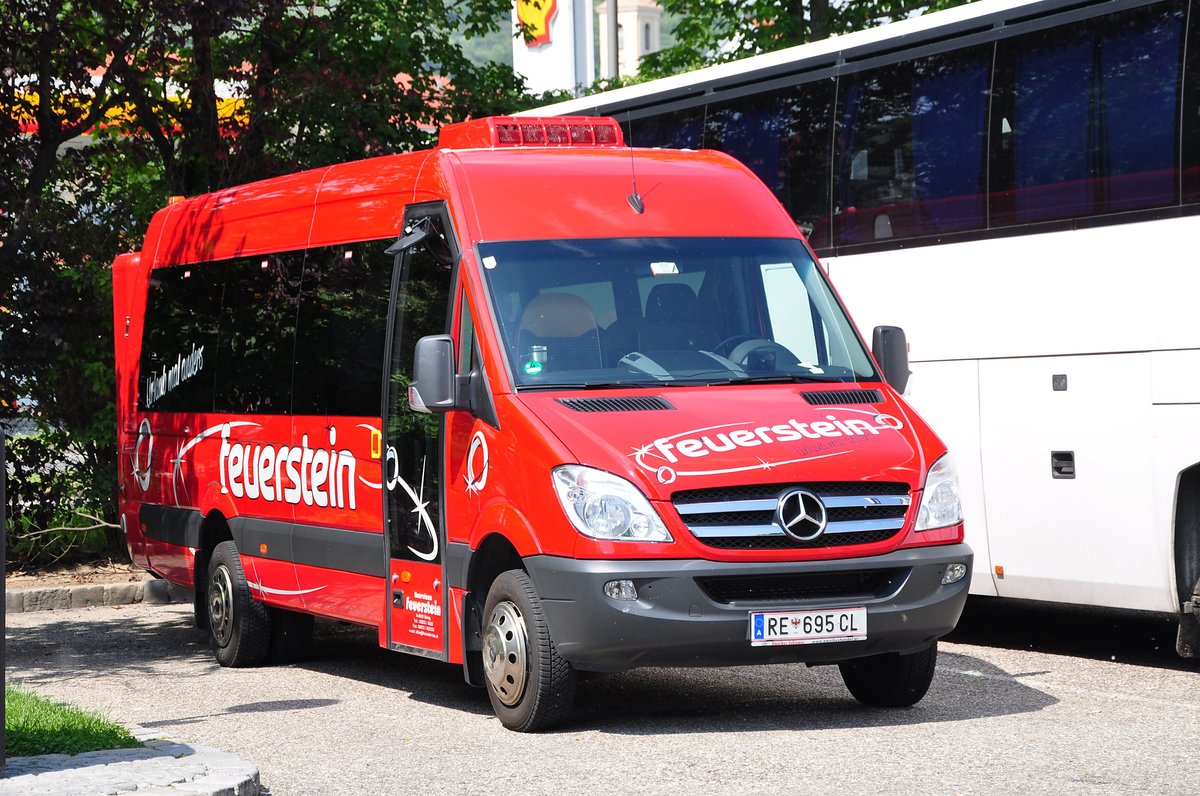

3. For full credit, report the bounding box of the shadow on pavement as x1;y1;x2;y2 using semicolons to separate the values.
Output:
7;605;1056;735
138;699;341;729
6;608;214;687
564;648;1056;735
301;620;1056;734
947;596;1198;671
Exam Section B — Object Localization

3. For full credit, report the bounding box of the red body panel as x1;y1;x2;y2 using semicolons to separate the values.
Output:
112;120;960;666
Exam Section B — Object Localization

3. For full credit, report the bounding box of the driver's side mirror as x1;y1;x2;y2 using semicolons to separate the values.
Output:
410;335;458;413
872;325;910;394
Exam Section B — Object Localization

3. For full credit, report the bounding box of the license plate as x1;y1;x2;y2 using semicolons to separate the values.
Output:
749;607;867;646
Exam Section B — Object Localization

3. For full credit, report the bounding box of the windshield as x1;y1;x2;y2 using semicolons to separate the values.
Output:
479;237;876;389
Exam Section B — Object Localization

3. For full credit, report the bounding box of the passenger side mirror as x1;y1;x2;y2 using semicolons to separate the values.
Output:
410;334;458;413
872;325;910;394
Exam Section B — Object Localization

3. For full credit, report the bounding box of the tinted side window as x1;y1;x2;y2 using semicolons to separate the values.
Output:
212;251;303;414
834;46;991;246
990;2;1185;225
385;215;455;562
627;106;705;150
1183;0;1200;204
704;79;835;247
139;264;222;412
292;241;393;417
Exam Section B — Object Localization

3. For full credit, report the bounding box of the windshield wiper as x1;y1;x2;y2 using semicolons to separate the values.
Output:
516;381;659;391
702;374;845;386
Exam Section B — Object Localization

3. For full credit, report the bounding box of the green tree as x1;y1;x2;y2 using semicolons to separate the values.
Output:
640;0;975;80
0;0;528;562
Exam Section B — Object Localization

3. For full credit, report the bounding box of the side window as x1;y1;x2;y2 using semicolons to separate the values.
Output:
386;212;455;563
704;79;836;247
761;262;819;365
626;106;705;150
990;2;1185;225
212;251;303;414
833;46;991;246
391;218;455;405
457;292;475;375
292;242;393;417
1183;0;1200;204
139;264;222;413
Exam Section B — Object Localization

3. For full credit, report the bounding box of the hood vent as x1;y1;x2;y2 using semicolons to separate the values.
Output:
557;396;674;413
802;389;883;406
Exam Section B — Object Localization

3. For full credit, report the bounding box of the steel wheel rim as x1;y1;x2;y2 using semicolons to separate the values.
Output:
208;565;235;647
482;601;528;707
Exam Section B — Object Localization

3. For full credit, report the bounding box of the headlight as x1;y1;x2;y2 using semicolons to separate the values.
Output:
551;465;672;542
915;453;963;531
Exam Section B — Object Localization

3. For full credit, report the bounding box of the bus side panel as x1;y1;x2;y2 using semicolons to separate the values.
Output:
900;359;996;597
978;353;1170;612
1150;349;1200;608
112;252;150;567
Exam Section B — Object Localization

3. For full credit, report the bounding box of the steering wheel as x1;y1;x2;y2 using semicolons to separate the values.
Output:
711;334;758;358
728;339;800;369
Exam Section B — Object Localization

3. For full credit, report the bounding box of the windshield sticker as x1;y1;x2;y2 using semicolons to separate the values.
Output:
631;410;904;482
143;343;205;407
650;261;679;276
482;255;498;270
523;360;543;375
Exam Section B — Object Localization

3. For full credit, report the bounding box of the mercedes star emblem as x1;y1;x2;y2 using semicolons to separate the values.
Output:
775;489;828;541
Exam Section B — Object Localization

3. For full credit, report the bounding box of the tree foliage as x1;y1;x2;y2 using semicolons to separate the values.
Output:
640;0;974;80
0;0;527;560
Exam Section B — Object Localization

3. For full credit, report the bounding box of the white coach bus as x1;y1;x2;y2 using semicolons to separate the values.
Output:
530;0;1200;654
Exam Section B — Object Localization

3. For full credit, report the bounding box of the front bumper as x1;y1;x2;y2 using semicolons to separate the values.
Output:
524;543;972;672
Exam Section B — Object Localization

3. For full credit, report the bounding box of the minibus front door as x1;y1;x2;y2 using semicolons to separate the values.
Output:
381;208;455;658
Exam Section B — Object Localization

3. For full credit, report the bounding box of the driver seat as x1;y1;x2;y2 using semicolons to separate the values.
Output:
639;283;719;352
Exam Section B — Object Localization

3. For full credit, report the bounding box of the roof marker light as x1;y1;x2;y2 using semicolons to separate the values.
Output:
438;116;626;150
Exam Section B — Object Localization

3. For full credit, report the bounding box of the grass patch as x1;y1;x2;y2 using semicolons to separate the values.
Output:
5;685;142;757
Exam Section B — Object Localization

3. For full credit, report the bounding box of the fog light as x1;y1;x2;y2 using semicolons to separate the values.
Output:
603;579;638;601
942;563;968;585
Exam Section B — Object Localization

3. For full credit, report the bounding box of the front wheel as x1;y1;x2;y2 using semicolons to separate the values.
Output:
839;641;938;707
481;569;576;732
207;541;271;667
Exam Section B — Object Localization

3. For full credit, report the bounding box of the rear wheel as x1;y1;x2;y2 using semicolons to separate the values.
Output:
839;641;938;707
481;569;576;731
207;541;270;667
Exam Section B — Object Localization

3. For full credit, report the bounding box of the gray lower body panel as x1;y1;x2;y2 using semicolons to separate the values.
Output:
523;543;972;672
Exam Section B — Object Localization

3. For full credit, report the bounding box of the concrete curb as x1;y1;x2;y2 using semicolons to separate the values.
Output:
5;578;190;614
0;725;260;795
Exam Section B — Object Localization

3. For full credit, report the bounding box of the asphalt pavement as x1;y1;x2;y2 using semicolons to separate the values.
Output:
5;597;1199;795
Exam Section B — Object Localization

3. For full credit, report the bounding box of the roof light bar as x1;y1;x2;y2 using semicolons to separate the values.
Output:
438;116;626;150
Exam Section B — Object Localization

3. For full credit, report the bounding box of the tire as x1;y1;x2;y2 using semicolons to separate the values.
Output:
206;541;271;667
268;608;315;664
839;641;938;707
481;569;576;732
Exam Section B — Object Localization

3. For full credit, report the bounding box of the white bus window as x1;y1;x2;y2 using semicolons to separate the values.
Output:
990;2;1184;225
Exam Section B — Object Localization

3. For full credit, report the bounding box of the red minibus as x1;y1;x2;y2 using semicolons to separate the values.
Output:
113;116;972;730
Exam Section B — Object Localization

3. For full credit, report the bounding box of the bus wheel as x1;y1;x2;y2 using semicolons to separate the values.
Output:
481;569;576;731
839;641;937;707
207;541;270;667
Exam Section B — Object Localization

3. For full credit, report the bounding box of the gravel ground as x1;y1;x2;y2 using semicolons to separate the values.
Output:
5;599;1199;795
